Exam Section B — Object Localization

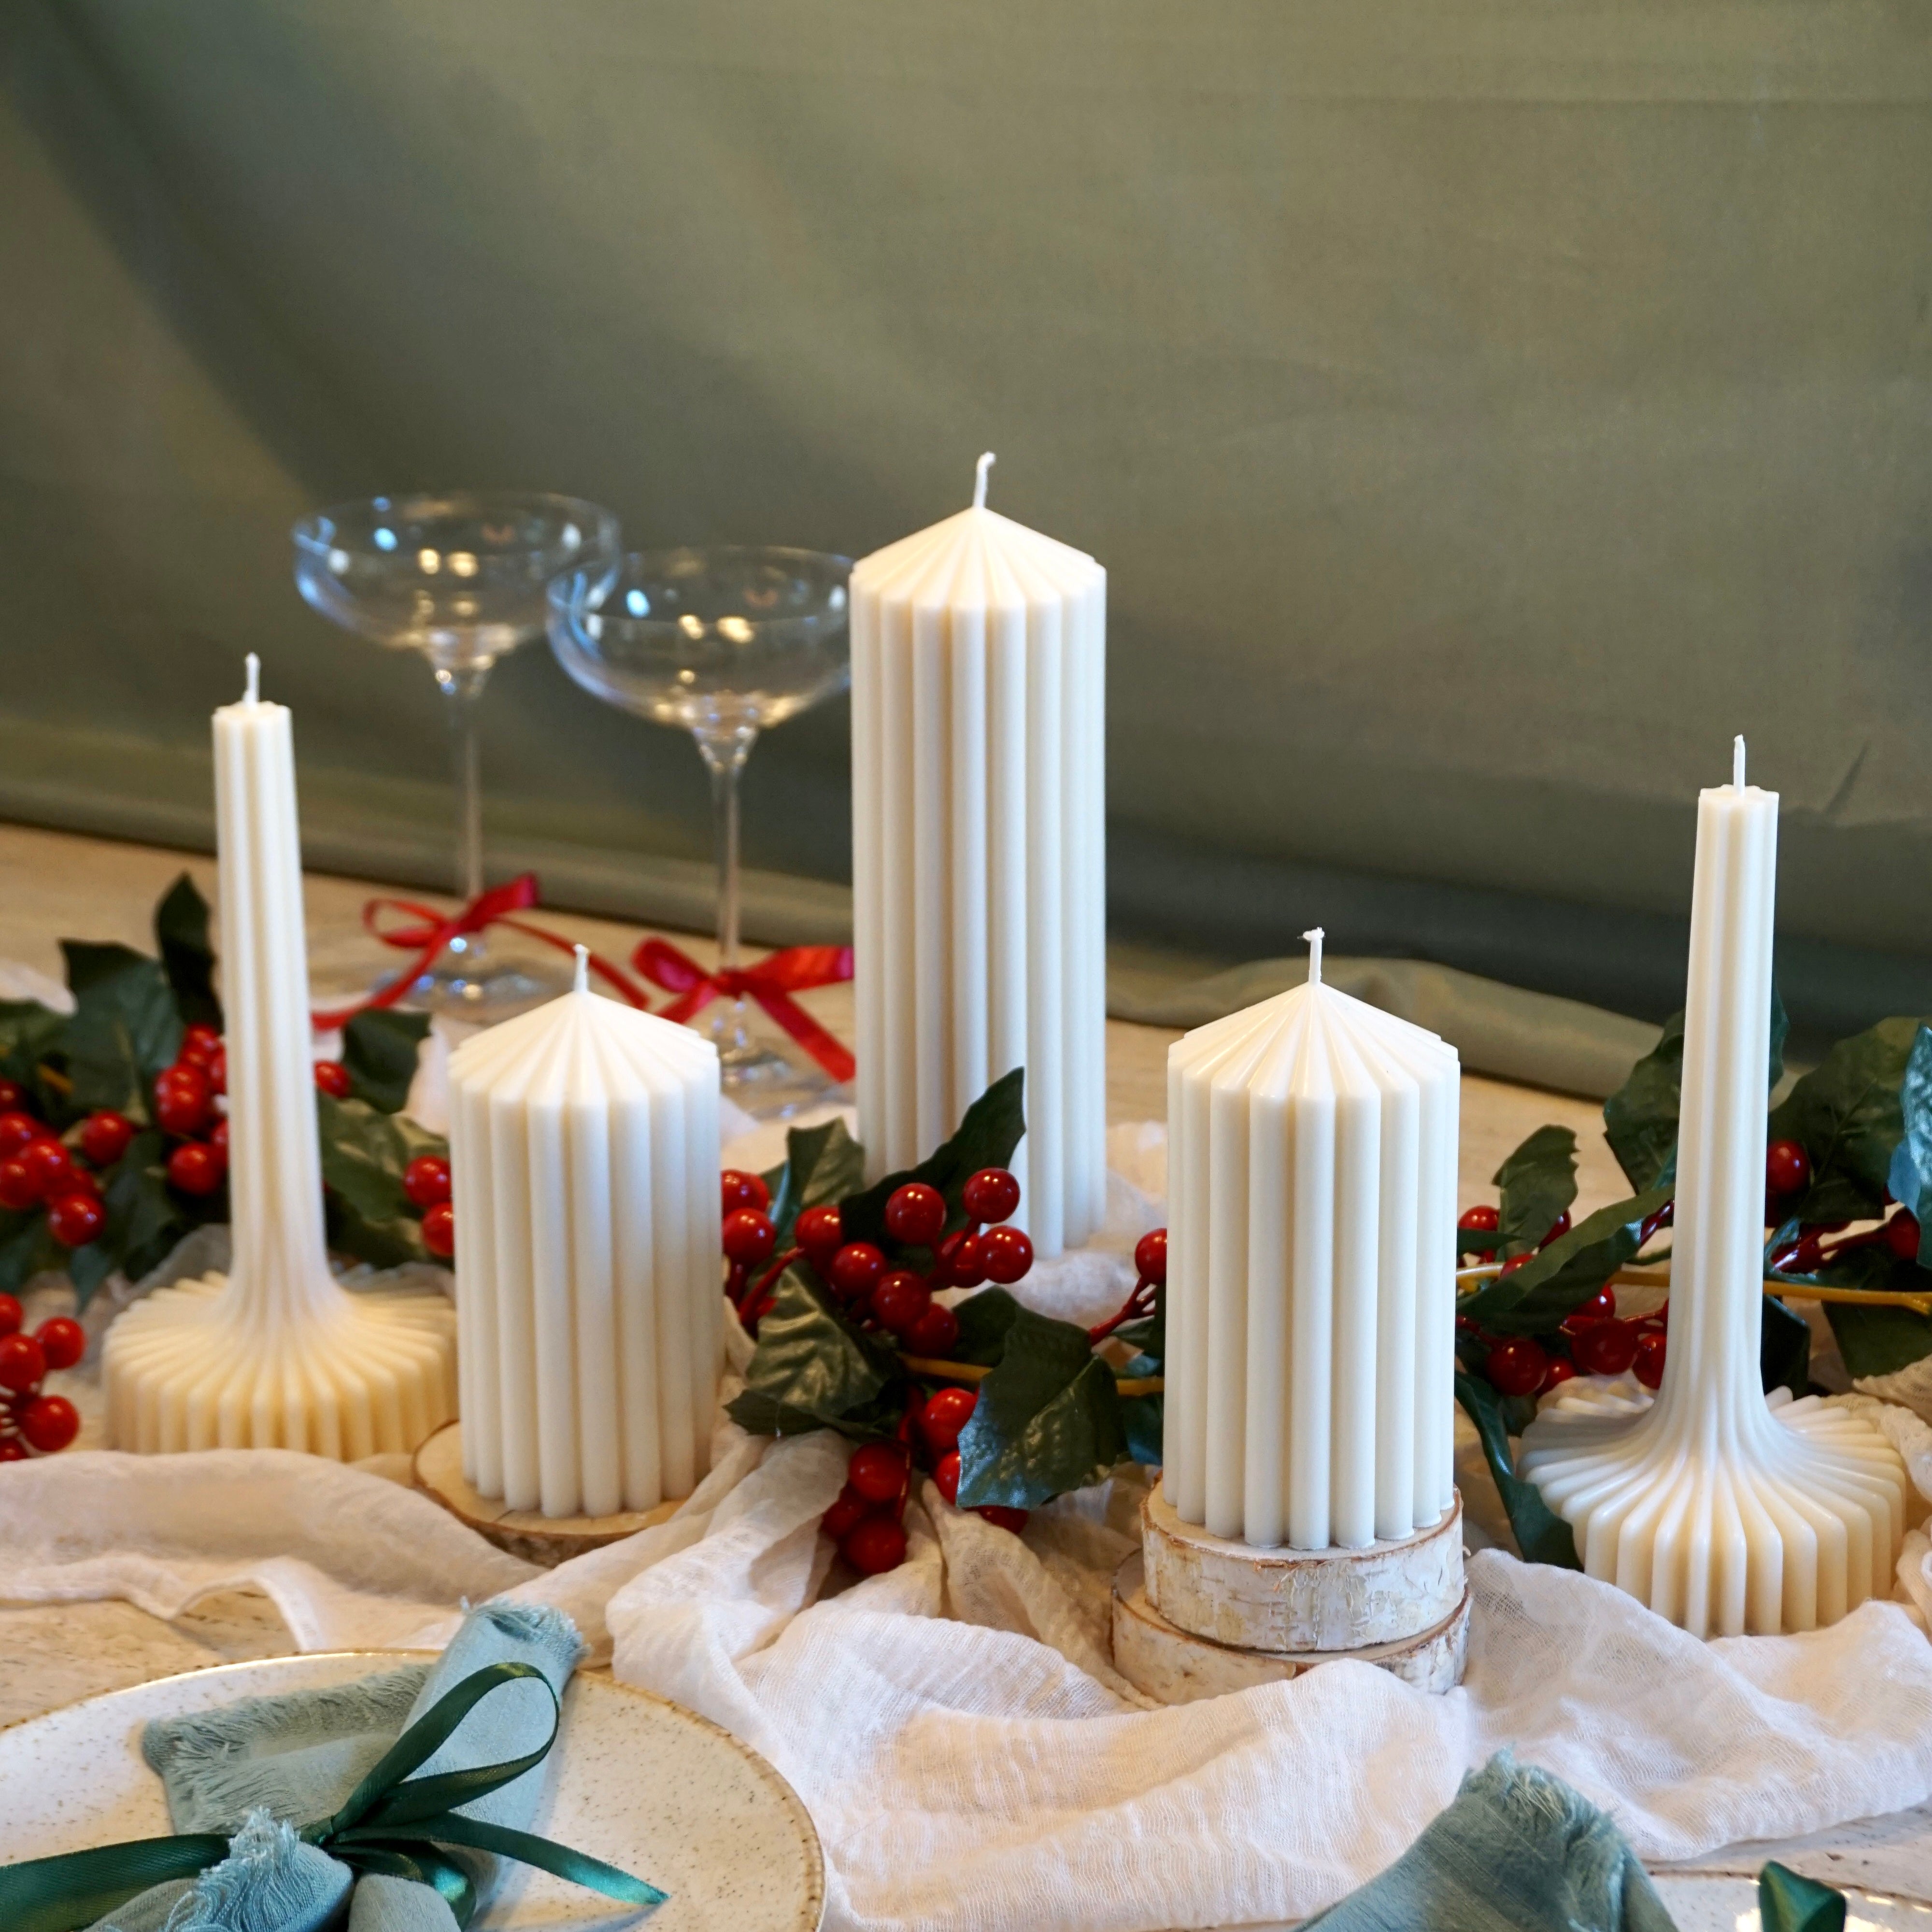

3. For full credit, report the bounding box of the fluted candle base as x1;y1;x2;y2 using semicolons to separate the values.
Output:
103;1272;455;1457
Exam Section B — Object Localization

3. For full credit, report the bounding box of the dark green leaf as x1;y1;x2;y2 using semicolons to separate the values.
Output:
153;874;222;1029
1824;1300;1932;1380
60;943;182;1119
949;1287;1024;1366
956;1305;1126;1508
734;1264;904;1433
0;1000;69;1117
1453;1370;1580;1570
1493;1125;1577;1256
1604;1012;1685;1193
1761;1295;1811;1401
1769;1016;1923;1226
0;1208;66;1296
1758;1862;1845;1932
1886;1024;1932;1270
104;1128;200;1286
760;1118;867;1253
1120;1392;1164;1466
1769;981;1790;1091
343;1010;432;1114
1461;1187;1673;1336
318;1094;444;1269
840;1069;1025;1254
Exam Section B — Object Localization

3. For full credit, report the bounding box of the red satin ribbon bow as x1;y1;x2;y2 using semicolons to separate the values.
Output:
311;873;651;1030
634;938;856;1083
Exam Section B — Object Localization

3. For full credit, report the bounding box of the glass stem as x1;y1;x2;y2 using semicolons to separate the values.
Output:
697;727;757;1055
436;665;491;958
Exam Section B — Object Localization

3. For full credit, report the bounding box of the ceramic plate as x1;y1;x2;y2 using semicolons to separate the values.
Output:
0;1652;824;1932
1651;1872;1932;1930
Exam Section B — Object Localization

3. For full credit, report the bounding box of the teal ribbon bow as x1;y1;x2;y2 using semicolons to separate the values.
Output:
0;1662;666;1932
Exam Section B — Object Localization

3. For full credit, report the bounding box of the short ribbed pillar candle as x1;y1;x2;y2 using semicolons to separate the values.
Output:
449;950;722;1518
850;453;1106;1256
1164;930;1461;1549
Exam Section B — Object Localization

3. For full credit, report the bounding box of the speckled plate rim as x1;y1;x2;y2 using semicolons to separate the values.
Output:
0;1649;826;1932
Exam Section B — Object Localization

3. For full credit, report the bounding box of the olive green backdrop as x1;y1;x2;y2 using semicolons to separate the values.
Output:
3;0;1931;1048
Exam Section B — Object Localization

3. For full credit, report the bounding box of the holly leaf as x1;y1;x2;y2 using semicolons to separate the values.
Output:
1762;1294;1811;1401
1461;1187;1673;1336
60;941;182;1120
1604;1012;1686;1193
0;1000;69;1117
342;1009;431;1115
1769;1016;1923;1226
840;1068;1025;1256
1119;1390;1164;1467
761;1117;866;1254
317;1093;444;1268
0;1207;64;1296
1886;1024;1932;1271
955;1305;1127;1508
1454;1370;1580;1570
727;1263;904;1436
1494;1125;1578;1257
1758;1863;1845;1932
153;874;221;1030
1823;1299;1932;1380
950;1286;1023;1366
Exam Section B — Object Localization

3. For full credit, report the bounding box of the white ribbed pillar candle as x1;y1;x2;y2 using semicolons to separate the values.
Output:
449;950;722;1518
1164;931;1461;1549
104;658;455;1456
1521;741;1907;1635
850;455;1106;1256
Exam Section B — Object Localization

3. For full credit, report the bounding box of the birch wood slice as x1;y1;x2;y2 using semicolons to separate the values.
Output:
1143;1482;1465;1651
1113;1552;1470;1702
412;1420;681;1567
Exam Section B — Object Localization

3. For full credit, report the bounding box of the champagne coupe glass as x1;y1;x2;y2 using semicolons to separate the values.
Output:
547;546;852;1117
292;491;619;1018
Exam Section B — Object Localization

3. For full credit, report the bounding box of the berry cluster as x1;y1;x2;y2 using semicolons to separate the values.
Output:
1762;1137;1921;1276
0;1294;82;1458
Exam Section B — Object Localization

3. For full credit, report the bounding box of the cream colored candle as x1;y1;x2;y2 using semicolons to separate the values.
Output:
104;658;455;1456
1164;931;1460;1549
850;454;1106;1256
449;949;721;1518
1520;742;1907;1635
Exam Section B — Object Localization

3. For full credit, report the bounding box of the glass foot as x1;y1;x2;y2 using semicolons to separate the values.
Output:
384;954;568;1022
720;1038;843;1121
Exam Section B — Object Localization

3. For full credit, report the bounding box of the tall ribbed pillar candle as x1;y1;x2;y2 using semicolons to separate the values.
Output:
104;658;455;1456
449;950;721;1518
850;454;1106;1256
1164;931;1461;1549
1521;742;1906;1635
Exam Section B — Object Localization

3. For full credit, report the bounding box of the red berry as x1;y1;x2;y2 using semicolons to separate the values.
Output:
884;1181;947;1246
1886;1210;1922;1262
1540;1210;1572;1249
1572;1318;1639;1378
822;1484;869;1541
153;1064;212;1135
1498;1252;1534;1277
721;1169;771;1217
1563;1286;1617;1329
981;1224;1033;1285
1767;1140;1810;1196
0;1333;46;1394
166;1142;225;1197
919;1386;978;1455
1134;1228;1168;1284
0;1161;36;1213
975;1506;1028;1534
1541;1355;1578;1394
905;1302;960;1357
313;1059;351;1099
934;1449;962;1504
944;1233;989;1289
403;1155;452;1208
841;1516;908;1575
421;1202;456;1258
961;1167;1021;1224
1484;1336;1548;1399
847;1441;908;1504
0;1436;26;1463
871;1270;932;1336
80;1110;135;1167
35;1316;84;1371
19;1137;77;1200
795;1204;843;1267
1458;1204;1501;1232
179;1023;223;1066
210;1117;229;1154
1633;1330;1667;1390
829;1241;887;1301
46;1193;105;1247
722;1208;778;1266
0;1112;40;1158
0;1079;23;1113
206;1048;227;1095
18;1393;78;1454
0;1294;17;1337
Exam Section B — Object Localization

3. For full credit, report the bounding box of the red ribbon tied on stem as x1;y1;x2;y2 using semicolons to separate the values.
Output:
634;938;856;1083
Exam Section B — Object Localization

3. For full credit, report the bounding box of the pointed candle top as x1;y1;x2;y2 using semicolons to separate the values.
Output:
1304;926;1325;988
1733;735;1747;790
244;653;260;705
573;943;589;995
973;450;996;510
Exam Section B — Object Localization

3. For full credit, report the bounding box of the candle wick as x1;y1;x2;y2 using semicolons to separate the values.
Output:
973;451;995;511
573;944;589;995
1303;926;1324;988
1733;734;1747;790
244;653;260;705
